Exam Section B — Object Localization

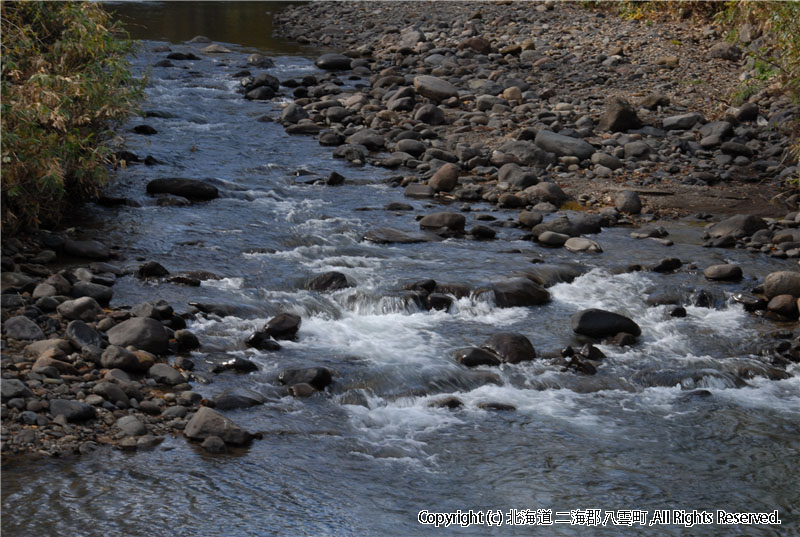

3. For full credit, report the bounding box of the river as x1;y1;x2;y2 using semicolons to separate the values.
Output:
2;2;799;535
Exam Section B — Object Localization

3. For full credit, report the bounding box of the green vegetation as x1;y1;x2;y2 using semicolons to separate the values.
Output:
1;1;142;234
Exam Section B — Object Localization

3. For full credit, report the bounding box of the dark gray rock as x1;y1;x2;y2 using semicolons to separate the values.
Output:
526;182;568;206
210;392;264;410
116;415;147;436
263;312;301;340
3;316;44;341
107;317;169;354
481;332;536;364
403;183;435;199
704;264;743;281
764;271;800;299
572;308;641;338
148;363;185;385
315;53;352;70
453;347;501;367
50;399;96;422
93;381;130;406
281;103;309;124
413;75;458;102
491;278;550;307
1;379;33;401
597;96;642;132
707;214;768;238
615;190;642;214
498;163;538;189
201;435;227;453
278;367;332;390
534;130;595;160
146;178;219;201
306;271;352;292
419;212;466;234
71;281;113;305
100;345;140;372
63;239;110;260
184;406;254;445
56;297;103;322
663;113;703;131
428;163;460;192
363;227;439;244
651;258;682;273
414;104;446;125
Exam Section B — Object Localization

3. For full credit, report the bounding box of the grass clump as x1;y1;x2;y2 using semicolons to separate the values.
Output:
1;1;142;234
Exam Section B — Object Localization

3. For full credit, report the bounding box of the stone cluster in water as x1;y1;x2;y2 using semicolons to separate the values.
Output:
3;1;800;458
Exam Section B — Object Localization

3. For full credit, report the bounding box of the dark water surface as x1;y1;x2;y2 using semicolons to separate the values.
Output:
2;3;799;536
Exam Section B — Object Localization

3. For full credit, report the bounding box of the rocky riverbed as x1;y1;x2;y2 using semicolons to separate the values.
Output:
2;0;800;463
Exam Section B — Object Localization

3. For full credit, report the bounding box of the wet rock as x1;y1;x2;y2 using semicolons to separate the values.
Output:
731;293;767;312
50;399;96;422
522;263;586;287
201;435;227;454
534;130;595;160
767;295;799;319
428;396;463;409
764;271;800;299
571;308;641;338
670;306;687;318
453;347;501;367
56;297;103;322
326;171;345;186
345;129;385;150
288;383;317;397
210;392;264;410
413;75;458;102
704;264;743;281
175;329;201;352
564;237;602;253
3;316;44;341
597;96;642;132
281;103;308;124
306;271;352;292
615;190;642;214
519;210;543;228
107;317;169;354
245;331;282;351
650;258;682;273
148;363;185;385
363;227;439;244
538;231;569;247
2;379;33;401
262;312;301;340
469;225;496;240
278;367;332;390
184;406;254;445
477;402;515;411
138;261;169;278
315;53;352;70
211;356;259;374
490;278;550;307
429;163;460;192
403;184;435;199
419;212;466;234
146;178;219;201
480;332;535;364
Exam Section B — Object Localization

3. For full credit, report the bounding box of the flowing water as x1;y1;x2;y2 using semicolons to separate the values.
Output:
2;3;799;535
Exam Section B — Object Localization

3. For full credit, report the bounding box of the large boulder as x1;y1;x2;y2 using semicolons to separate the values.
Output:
184;406;254;445
413;75;458;102
278;367;333;390
704;264;743;282
480;332;536;364
106;317;169;354
707;214;768;238
490;278;551;307
597;96;642;132
534;130;595;160
764;271;800;299
146;178;219;201
306;271;352;292
453;347;501;367
571;308;641;338
263;313;301;340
